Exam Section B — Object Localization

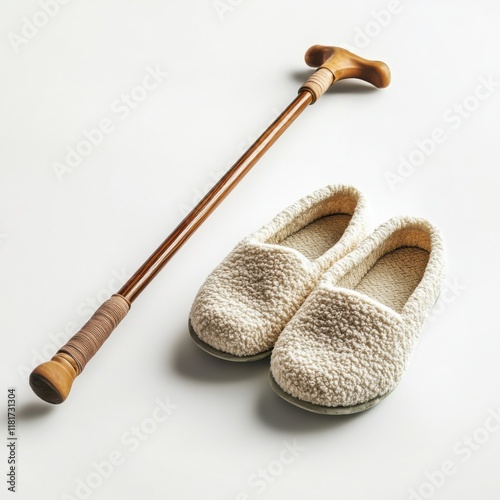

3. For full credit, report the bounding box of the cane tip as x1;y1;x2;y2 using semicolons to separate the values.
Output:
29;355;78;404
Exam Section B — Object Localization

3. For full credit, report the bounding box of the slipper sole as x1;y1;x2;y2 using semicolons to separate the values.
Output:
269;373;391;415
188;320;273;362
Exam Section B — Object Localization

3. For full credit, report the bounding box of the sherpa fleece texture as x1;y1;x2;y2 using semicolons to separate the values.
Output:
270;217;445;408
189;185;369;357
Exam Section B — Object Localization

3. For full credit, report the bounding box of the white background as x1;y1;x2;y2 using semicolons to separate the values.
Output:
1;1;500;499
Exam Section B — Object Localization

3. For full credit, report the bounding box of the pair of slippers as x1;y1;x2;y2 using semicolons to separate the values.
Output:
189;185;445;414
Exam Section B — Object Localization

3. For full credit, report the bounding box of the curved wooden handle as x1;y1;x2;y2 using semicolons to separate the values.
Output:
300;45;391;102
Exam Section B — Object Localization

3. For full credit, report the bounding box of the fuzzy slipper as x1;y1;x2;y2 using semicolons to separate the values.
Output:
270;216;445;413
189;185;370;361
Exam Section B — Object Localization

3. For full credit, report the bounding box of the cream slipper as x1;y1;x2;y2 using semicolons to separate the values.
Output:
270;216;445;413
189;185;369;361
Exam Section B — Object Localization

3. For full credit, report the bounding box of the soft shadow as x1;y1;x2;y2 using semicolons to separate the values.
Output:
171;331;269;383
16;401;54;420
257;384;364;433
291;70;379;94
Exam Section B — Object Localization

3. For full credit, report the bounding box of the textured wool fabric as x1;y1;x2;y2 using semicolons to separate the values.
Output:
270;217;445;409
189;185;370;358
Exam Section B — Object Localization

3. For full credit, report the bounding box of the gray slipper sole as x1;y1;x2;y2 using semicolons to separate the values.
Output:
269;373;391;415
188;320;273;362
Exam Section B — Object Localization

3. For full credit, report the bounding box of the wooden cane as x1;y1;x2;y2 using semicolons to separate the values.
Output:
29;46;390;404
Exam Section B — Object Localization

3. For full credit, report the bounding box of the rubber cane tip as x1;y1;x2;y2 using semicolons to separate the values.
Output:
29;355;78;404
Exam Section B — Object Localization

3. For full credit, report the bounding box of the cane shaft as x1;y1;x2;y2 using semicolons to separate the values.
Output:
119;91;313;303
